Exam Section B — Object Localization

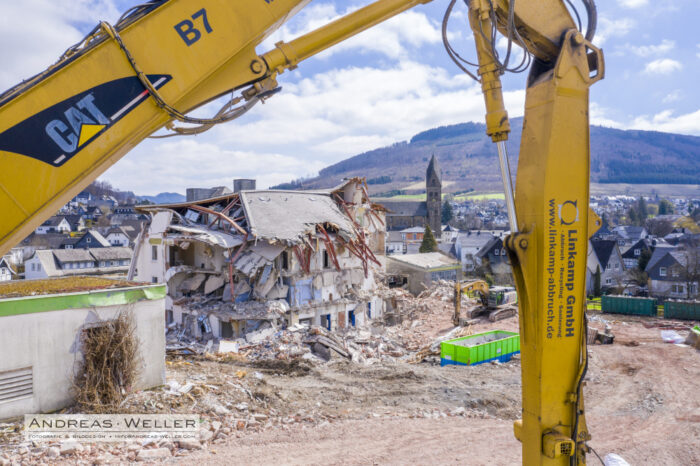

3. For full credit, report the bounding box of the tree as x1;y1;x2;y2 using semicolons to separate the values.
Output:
593;266;601;297
628;207;638;225
441;199;453;224
637;196;648;224
645;218;673;237
658;199;674;215
638;247;652;272
419;225;438;253
678;246;700;300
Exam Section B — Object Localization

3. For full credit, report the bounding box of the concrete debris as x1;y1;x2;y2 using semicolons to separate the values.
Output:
136;447;172;461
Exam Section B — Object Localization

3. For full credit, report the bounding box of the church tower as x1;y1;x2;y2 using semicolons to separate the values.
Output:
426;154;442;239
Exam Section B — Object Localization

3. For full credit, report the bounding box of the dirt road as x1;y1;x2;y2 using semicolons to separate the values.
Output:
187;418;521;465
180;316;700;466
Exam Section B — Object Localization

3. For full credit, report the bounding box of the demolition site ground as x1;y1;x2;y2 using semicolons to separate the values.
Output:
1;285;699;465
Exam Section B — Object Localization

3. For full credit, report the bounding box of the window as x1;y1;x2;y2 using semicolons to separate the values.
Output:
672;268;679;278
634;249;641;256
152;245;158;261
660;267;667;277
494;249;500;256
281;251;289;271
323;250;330;269
606;263;612;270
86;237;91;243
606;278;612;285
614;263;619;270
152;276;158;284
220;321;233;339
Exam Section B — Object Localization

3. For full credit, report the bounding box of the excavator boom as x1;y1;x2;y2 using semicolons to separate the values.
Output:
0;1;604;464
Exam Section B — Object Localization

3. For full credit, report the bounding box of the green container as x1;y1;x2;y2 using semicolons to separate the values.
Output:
663;301;700;320
601;295;657;317
440;330;520;367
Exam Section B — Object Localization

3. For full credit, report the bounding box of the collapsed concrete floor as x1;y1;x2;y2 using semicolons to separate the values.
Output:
1;283;699;465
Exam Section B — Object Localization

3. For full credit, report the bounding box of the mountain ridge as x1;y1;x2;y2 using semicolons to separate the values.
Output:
287;118;700;194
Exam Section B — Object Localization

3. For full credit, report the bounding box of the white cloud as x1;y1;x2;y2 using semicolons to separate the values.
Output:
631;109;700;136
260;4;441;60
214;61;524;157
595;17;635;46
644;58;683;75
590;103;625;129
108;139;326;195
0;0;120;91
112;60;525;193
618;0;649;8
630;39;675;57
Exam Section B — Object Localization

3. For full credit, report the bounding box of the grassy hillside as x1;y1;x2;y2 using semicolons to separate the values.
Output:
285;118;700;195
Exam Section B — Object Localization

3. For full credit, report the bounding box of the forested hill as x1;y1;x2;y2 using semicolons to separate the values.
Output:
288;118;700;194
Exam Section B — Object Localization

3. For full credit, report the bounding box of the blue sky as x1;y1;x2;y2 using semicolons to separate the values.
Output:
1;0;699;195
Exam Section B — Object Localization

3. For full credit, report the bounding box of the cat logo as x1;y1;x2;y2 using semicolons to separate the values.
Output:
0;75;171;167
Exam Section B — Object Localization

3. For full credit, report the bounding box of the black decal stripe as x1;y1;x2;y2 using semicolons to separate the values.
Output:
0;75;171;167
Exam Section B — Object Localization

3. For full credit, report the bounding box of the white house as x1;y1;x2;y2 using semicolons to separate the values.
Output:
24;248;132;280
35;216;71;235
0;257;16;281
105;226;135;247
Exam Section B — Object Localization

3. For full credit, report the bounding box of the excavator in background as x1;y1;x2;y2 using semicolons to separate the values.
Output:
452;279;517;325
0;0;603;463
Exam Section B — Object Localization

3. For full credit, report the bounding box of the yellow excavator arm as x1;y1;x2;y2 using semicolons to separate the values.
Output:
453;279;489;325
0;0;603;464
0;0;430;258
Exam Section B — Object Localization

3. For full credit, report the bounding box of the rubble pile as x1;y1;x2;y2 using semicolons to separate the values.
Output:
166;279;484;368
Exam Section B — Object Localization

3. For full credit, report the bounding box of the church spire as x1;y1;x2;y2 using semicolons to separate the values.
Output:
426;154;442;239
426;153;442;186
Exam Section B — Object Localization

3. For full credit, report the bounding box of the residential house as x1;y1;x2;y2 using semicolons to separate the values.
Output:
73;190;93;205
400;226;425;244
454;231;496;273
130;178;387;338
612;225;648;247
441;225;460;242
386;231;405;255
590;239;626;291
105;226;138;247
35;216;71;235
94;195;118;210
476;235;511;280
620;238;654;270
24;247;132;280
62;214;86;232
586;240;601;296
386;252;461;295
646;247;700;300
71;230;111;249
84;206;103;222
0;257;17;281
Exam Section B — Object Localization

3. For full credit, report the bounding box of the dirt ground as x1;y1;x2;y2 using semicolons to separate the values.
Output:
177;313;700;465
2;294;698;465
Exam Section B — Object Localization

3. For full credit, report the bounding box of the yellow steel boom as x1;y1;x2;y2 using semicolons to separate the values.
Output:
0;0;604;464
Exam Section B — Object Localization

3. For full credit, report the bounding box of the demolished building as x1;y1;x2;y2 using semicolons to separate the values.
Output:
129;179;387;341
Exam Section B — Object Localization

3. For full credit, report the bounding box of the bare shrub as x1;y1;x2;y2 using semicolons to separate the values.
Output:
74;311;139;413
